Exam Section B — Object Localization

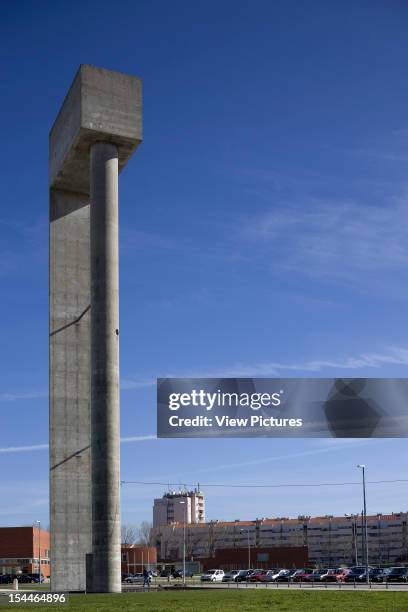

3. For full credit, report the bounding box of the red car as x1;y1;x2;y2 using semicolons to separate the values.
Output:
258;569;279;582
249;570;267;582
320;569;338;582
336;569;352;582
292;569;314;582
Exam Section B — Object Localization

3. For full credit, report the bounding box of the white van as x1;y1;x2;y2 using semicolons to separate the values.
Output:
201;569;225;582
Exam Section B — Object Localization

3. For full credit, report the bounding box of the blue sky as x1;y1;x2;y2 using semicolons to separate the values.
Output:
1;0;408;529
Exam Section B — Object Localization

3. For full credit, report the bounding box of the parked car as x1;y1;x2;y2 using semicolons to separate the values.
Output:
275;569;297;582
372;568;391;582
344;567;372;582
292;569;314;582
303;569;327;582
24;573;45;583
235;569;254;582
249;570;268;582
160;570;171;578
0;574;14;584
323;568;348;582
320;569;339;582
124;573;144;583
222;570;241;582
385;567;408;582
335;569;352;582
245;569;261;579
259;569;279;582
269;569;290;582
201;569;224;582
369;569;386;582
15;574;37;584
172;569;193;578
122;572;133;582
357;568;384;582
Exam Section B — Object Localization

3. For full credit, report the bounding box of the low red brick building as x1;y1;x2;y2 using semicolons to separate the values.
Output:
200;546;308;571
121;545;157;574
0;527;50;578
0;529;157;579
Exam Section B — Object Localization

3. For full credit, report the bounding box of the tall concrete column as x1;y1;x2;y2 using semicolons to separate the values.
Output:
49;65;142;593
90;143;121;593
49;189;91;592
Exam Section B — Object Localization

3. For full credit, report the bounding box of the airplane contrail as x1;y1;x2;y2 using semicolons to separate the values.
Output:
0;435;156;454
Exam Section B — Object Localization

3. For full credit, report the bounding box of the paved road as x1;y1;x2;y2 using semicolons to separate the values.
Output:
2;580;407;594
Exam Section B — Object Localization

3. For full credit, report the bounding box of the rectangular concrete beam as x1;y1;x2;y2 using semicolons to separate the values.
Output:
49;65;142;193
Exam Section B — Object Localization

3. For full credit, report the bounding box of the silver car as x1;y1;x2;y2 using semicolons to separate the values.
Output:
222;570;241;582
124;573;144;584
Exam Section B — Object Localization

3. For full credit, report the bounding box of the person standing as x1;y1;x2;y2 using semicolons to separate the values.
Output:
143;567;150;588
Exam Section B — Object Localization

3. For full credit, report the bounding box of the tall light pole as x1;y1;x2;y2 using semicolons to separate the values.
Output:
179;500;187;588
36;521;41;583
240;528;251;568
357;464;369;583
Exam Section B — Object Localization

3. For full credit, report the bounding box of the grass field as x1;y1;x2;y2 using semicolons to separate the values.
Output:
1;590;408;611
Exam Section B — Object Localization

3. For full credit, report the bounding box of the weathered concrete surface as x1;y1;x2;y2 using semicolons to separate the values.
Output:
49;190;91;592
49;64;142;193
49;65;142;593
90;143;121;593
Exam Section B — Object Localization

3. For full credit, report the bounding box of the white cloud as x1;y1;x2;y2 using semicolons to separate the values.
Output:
120;346;408;392
0;378;156;401
0;443;49;454
235;196;408;285
157;346;408;379
0;391;47;402
121;378;155;390
0;435;156;455
164;439;381;476
120;435;156;443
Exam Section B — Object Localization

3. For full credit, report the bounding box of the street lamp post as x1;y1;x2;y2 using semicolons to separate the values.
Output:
357;464;369;584
36;521;41;584
240;528;251;568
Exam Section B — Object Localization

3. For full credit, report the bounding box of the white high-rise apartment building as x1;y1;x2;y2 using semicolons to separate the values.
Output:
153;489;205;528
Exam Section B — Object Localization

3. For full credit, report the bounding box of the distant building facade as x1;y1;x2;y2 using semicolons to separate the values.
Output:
200;546;308;571
0;527;50;577
153;489;205;528
152;512;408;566
121;545;157;574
